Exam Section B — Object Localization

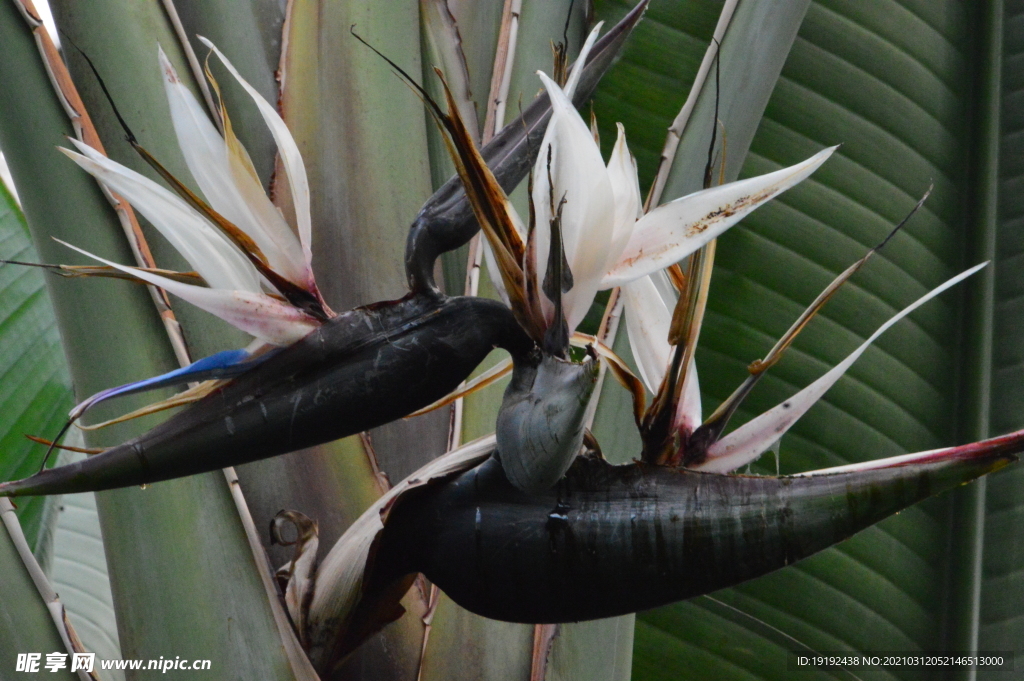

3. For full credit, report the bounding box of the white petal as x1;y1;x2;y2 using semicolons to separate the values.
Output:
159;48;310;289
792;429;1024;476
533;71;615;332
60;241;318;346
197;38;314;272
678;358;702;435
622;274;672;393
697;262;988;473
562;23;603;101
61;142;260;293
604;123;641;271
623;272;702;433
603;146;838;288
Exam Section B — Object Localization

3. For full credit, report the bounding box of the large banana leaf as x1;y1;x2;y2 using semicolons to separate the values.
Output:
4;1;1022;680
0;177;72;548
0;172;78;679
588;0;1021;678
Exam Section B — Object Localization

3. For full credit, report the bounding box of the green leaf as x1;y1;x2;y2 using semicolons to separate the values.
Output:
591;0;1014;677
0;179;73;548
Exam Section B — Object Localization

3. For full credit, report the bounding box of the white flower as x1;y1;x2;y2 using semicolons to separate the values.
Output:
505;26;985;475
512;25;836;339
621;271;704;435
623;255;986;473
58;41;325;346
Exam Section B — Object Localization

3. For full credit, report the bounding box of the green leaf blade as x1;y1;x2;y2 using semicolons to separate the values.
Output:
591;0;997;677
0;177;74;548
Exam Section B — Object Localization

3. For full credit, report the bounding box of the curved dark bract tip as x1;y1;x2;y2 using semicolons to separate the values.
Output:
374;449;1013;623
0;295;531;497
405;0;649;293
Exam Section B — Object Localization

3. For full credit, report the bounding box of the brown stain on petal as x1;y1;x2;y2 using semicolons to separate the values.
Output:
683;189;774;238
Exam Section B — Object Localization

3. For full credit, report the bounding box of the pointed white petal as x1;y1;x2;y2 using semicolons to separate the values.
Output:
793;428;1024;476
622;272;701;433
562;23;603;101
61;142;260;293
622;274;672;393
198;38;314;272
603;146;838;288
159;48;310;288
60;241;318;346
678;358;702;435
605;123;642;270
533;71;616;332
698;262;988;473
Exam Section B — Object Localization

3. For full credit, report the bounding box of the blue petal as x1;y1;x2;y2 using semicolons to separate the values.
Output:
71;348;269;421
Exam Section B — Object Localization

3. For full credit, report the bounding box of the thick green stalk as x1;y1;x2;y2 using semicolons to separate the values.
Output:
273;3;442;678
278;0;447;485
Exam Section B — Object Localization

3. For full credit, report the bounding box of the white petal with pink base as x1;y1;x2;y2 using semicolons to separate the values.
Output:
200;37;315;274
697;261;988;473
59;241;318;346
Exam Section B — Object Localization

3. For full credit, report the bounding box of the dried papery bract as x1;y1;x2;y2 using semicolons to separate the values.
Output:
305;436;499;672
271;510;320;647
